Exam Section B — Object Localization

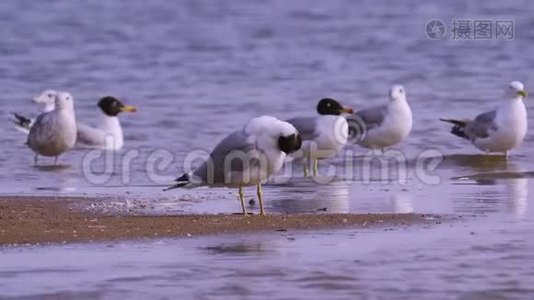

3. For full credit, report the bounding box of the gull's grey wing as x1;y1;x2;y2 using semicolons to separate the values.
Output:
352;104;388;130
466;110;497;139
76;123;106;147
27;113;56;146
286;117;318;141
193;129;257;184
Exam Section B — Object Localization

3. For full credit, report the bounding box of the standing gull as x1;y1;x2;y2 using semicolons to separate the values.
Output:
27;92;77;165
165;116;302;216
286;98;353;176
346;84;412;152
440;81;527;156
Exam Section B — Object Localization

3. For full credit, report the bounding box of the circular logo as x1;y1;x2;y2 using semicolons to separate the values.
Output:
425;19;446;40
346;115;367;143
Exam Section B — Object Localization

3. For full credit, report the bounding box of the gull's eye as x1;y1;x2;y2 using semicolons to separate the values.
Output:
48;94;53;97
327;103;331;107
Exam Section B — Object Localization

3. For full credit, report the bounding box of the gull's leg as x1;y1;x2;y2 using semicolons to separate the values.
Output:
313;159;318;177
34;155;38;166
303;161;309;177
381;148;385;154
257;183;266;216
504;151;509;158
54;156;59;165
238;186;247;216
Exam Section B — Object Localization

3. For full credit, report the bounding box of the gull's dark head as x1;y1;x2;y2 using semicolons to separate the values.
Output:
316;98;353;115
98;96;137;117
278;133;302;154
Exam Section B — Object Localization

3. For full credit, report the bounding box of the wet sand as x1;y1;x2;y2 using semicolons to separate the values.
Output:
0;196;441;246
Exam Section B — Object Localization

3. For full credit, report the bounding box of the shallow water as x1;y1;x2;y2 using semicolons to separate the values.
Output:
1;0;534;298
1;214;534;299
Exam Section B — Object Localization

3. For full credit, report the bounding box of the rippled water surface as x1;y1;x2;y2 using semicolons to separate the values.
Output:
1;0;534;298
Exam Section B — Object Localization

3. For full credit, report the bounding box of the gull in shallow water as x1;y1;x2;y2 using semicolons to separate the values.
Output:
286;98;353;177
12;90;58;134
75;96;137;151
165;116;302;216
27;92;77;165
13;92;136;151
346;84;412;152
440;81;528;156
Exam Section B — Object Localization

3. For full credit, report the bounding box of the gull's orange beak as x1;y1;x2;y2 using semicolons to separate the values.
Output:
121;105;137;113
342;106;354;114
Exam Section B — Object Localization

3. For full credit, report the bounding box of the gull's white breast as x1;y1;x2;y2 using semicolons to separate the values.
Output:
28;110;77;156
306;115;348;159
475;99;527;152
362;100;412;148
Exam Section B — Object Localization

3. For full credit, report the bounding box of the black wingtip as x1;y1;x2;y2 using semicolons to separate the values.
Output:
439;118;466;127
440;118;469;140
451;126;469;140
175;173;190;182
163;173;190;191
11;113;32;128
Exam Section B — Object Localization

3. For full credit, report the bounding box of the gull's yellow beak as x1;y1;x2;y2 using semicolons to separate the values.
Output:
121;105;137;112
518;90;527;98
